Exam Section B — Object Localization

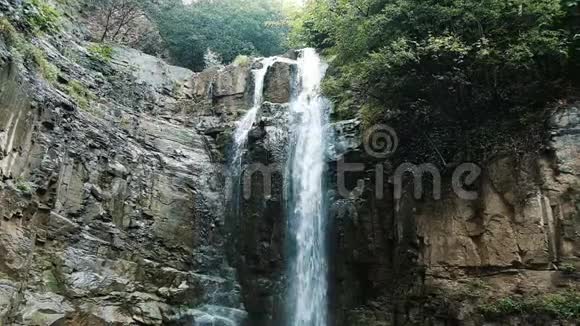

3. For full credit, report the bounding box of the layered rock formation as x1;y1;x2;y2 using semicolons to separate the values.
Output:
0;1;256;324
0;1;301;324
328;106;580;325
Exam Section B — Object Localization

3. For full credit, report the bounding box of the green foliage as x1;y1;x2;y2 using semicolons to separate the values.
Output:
480;291;580;319
151;0;288;71
0;18;19;46
67;80;95;110
481;297;523;316
24;0;61;34
0;18;59;82
560;263;577;274
87;43;114;62
15;177;34;194
563;0;580;80
233;55;251;67
28;47;59;82
291;0;575;161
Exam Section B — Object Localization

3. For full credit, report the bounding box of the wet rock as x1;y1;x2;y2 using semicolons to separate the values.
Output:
550;105;580;176
329;118;362;160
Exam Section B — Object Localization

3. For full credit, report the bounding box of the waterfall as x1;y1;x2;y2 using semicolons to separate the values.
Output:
227;57;277;221
221;57;278;326
226;50;331;326
232;57;277;158
287;48;330;326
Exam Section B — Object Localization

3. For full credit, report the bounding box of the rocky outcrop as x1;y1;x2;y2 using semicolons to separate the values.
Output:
0;1;308;323
0;1;255;324
327;105;580;325
263;61;296;104
191;52;580;326
192;63;252;124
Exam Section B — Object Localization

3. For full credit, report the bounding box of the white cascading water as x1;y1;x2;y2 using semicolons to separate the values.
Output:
287;48;330;326
227;57;278;217
223;57;278;326
232;57;277;154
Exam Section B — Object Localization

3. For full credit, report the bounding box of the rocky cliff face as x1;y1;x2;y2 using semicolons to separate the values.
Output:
0;1;258;324
327;106;580;325
0;1;302;323
227;64;580;326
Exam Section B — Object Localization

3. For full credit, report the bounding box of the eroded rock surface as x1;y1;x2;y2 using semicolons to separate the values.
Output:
327;105;580;325
0;1;257;324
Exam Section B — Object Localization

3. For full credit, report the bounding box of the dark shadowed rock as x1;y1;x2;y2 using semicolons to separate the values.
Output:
263;61;297;104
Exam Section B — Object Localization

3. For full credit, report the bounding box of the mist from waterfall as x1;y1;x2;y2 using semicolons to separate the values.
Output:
287;48;330;326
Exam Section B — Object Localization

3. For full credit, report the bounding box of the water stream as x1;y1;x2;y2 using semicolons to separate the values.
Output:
287;48;330;326
226;57;278;227
227;50;331;326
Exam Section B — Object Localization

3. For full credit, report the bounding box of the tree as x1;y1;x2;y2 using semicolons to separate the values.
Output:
290;0;574;162
84;0;164;55
292;0;570;120
151;0;289;71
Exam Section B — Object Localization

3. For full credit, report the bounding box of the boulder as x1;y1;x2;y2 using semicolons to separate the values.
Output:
263;61;297;104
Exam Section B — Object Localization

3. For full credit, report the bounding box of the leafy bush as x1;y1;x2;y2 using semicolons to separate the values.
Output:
24;0;61;34
28;47;59;82
560;263;577;274
87;43;114;62
0;18;19;46
67;80;95;109
290;0;576;163
294;0;568;120
564;0;580;81
233;55;251;67
481;298;524;316
480;291;580;319
15;177;34;194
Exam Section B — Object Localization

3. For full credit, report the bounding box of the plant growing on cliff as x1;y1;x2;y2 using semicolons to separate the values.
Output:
0;19;19;47
290;0;576;164
233;55;251;67
0;20;60;83
66;80;95;110
24;0;61;34
15;177;34;194
28;47;59;83
480;291;580;320
87;43;114;62
560;262;577;274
